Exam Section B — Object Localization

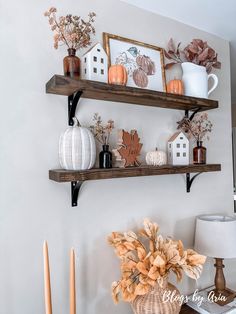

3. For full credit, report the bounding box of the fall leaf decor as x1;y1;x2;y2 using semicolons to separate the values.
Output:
113;130;142;167
108;218;206;304
44;8;96;51
164;38;221;74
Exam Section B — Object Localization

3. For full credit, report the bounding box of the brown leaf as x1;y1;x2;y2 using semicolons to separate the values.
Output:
139;274;149;284
176;42;181;56
143;218;153;237
213;61;221;69
125;259;137;270
148;266;160;280
124;231;137;242
182;264;203;280
127;282;137;294
149;240;155;253
172;267;183;282
116;244;128;256
111;281;121;304
153;255;166;267
206;64;212;74
116;130;142;167
134;283;151;296
168;38;175;53
122;287;136;302
147;277;156;287
198;48;209;61
164;50;173;59
124;241;135;251
136;261;148;275
166;248;180;265
187;250;206;266
192;39;204;49
178;240;184;257
139;228;148;237
143;218;158;238
137;246;147;261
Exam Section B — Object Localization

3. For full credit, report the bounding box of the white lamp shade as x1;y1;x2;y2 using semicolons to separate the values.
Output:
194;215;236;259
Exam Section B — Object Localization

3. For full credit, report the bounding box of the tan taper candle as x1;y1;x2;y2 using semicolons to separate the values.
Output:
43;241;52;314
70;248;76;314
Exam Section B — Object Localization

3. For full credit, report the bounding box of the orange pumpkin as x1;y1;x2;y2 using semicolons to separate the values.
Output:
167;79;184;95
108;65;127;86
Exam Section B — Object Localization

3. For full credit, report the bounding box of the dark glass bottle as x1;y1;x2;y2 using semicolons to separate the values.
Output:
99;145;112;169
193;141;206;164
63;48;80;79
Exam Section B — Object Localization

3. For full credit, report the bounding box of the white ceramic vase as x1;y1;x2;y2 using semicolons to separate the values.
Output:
181;62;218;99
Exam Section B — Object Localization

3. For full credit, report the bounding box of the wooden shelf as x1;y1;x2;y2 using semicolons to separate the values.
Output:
46;75;220;206
46;75;218;112
49;164;221;206
49;164;221;183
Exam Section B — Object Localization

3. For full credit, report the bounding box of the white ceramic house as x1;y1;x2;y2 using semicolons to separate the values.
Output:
81;43;108;83
167;131;189;165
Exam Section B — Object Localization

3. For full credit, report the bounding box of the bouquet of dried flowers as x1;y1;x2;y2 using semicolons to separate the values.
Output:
165;38;221;73
44;7;96;50
177;112;213;142
108;219;206;303
90;113;114;145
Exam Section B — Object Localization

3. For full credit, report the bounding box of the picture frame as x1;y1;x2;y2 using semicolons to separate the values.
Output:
103;32;166;92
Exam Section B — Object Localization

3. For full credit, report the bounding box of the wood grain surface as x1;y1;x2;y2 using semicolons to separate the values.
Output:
46;75;218;112
49;164;221;182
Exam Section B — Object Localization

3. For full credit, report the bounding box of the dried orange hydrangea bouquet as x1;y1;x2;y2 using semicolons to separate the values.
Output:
108;219;206;304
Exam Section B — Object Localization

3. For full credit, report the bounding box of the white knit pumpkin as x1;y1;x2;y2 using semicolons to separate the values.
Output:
146;148;167;166
59;118;96;170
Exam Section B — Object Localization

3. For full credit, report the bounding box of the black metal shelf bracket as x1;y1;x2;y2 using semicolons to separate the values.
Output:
186;172;201;192
185;107;201;120
68;91;83;126
71;181;83;207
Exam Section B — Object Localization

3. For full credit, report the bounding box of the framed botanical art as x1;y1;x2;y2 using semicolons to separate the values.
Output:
103;32;166;92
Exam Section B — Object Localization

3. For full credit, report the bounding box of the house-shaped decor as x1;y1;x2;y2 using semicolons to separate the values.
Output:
81;43;108;83
167;131;189;165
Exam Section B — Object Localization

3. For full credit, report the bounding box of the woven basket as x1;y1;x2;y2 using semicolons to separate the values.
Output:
131;277;181;314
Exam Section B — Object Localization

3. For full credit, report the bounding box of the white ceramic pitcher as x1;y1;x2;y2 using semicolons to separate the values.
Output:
181;62;218;99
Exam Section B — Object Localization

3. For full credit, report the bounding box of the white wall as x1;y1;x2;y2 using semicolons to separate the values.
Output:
0;0;234;313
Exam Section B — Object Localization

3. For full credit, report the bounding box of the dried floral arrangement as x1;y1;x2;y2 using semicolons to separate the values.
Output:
165;38;221;73
177;112;213;142
90;113;114;145
108;219;206;303
44;7;96;50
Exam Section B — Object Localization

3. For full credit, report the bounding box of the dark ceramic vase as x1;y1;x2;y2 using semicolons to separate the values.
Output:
99;145;112;169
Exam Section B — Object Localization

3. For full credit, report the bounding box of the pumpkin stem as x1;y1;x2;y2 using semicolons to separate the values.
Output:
72;117;81;127
155;147;158;151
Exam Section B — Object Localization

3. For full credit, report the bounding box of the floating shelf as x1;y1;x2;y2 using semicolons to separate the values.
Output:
49;164;221;182
49;164;221;206
46;75;218;114
46;75;220;206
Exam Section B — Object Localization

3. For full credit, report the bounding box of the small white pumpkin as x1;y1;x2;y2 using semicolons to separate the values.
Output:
146;148;167;166
59;118;96;170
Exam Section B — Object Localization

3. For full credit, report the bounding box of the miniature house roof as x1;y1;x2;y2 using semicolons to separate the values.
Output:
168;131;188;142
83;43;106;56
